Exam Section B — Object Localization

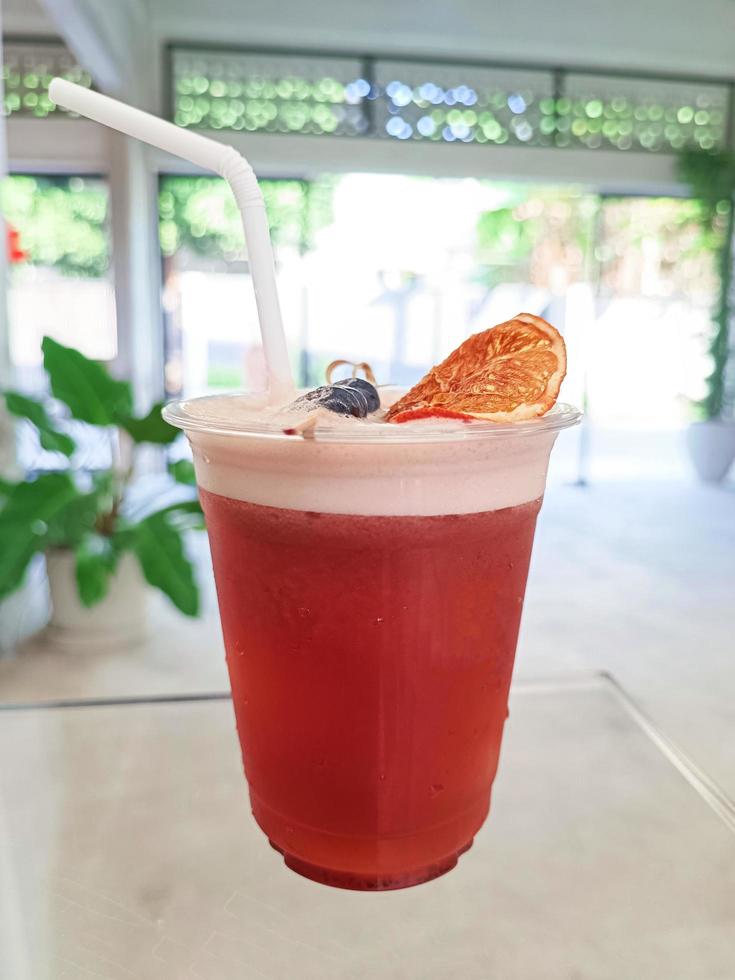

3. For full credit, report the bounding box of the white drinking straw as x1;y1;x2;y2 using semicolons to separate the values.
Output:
48;78;295;404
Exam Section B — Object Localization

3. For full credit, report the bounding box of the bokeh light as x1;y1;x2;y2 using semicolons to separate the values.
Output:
3;41;92;118
158;48;732;155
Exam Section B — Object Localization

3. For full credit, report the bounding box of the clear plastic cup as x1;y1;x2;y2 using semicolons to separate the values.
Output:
164;396;580;890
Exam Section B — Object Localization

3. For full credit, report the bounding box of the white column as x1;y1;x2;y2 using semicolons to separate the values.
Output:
0;0;13;473
0;2;47;654
39;0;165;412
0;249;14;476
0;237;13;475
108;131;165;412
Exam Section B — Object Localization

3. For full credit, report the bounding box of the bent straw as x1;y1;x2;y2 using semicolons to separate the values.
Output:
48;78;295;404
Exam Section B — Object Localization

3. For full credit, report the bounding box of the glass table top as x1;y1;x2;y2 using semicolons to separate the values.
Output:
1;674;734;980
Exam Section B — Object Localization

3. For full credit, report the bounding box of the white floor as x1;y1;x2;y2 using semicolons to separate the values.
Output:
1;443;734;801
520;476;735;799
4;679;733;980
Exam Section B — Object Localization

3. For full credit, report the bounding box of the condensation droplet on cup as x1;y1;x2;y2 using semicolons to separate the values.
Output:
202;453;211;464
375;617;384;625
379;772;386;781
430;783;445;797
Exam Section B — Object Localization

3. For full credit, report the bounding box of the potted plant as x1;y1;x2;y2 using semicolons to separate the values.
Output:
0;336;203;651
676;148;735;482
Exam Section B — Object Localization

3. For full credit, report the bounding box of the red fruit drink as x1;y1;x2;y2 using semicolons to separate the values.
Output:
165;395;579;889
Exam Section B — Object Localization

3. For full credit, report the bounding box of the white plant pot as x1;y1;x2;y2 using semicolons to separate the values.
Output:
46;550;149;652
686;420;735;484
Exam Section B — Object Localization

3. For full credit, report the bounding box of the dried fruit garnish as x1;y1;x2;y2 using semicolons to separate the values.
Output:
386;313;566;423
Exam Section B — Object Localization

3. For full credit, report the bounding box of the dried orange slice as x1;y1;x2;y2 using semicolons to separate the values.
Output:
385;313;566;424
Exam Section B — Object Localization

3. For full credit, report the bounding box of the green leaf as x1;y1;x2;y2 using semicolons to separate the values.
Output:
0;472;79;599
4;390;76;457
39;428;77;456
75;534;118;607
133;511;199;616
0;527;39;601
5;390;52;426
110;522;137;554
41;469;121;548
120;401;179;444
41;336;132;425
0;471;78;524
167;458;197;485
675;149;735;212
45;491;101;548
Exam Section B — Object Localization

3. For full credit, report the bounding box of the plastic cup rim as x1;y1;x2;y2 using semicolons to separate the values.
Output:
163;393;582;445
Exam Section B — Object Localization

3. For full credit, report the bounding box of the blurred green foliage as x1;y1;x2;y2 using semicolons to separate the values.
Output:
158;175;335;259
0;173;337;279
1;175;110;278
476;181;724;418
2;43;92;118
475;187;599;288
476;184;719;297
676;149;735;419
597;196;719;295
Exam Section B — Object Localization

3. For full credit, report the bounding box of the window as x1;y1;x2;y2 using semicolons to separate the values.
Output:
2;39;92;118
374;60;553;145
2;175;116;393
159;173;718;458
171;48;367;135
168;45;731;153
160;173;595;401
561;74;728;152
2;175;116;469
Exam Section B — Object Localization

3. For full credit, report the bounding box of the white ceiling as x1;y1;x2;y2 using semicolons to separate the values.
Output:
146;0;735;78
4;0;735;80
2;0;54;34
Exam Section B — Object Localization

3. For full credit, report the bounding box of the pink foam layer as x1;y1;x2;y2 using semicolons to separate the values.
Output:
187;427;558;516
